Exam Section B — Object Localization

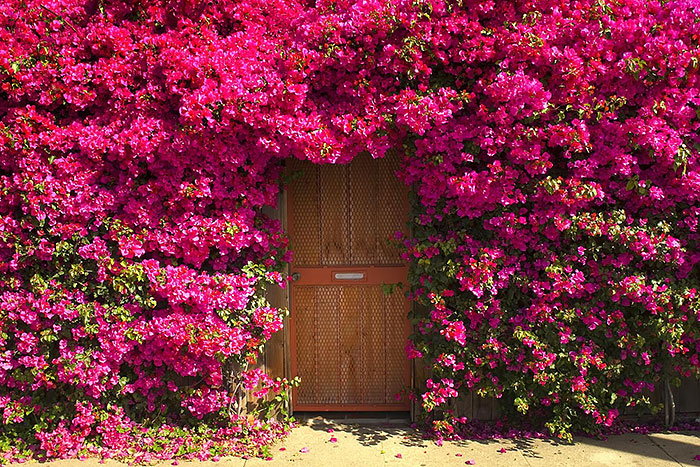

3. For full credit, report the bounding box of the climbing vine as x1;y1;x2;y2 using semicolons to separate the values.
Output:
1;0;699;460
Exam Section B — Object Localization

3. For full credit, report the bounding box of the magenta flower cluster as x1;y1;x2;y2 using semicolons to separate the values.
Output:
1;0;699;458
384;0;700;440
0;0;296;461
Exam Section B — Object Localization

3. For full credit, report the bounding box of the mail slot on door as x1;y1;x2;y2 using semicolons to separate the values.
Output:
333;272;365;280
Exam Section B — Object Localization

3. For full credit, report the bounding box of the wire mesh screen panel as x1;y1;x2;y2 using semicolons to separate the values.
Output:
292;285;409;408
288;150;408;268
375;153;406;264
348;154;376;265
294;288;316;404
288;150;410;410
288;161;321;266
319;165;349;265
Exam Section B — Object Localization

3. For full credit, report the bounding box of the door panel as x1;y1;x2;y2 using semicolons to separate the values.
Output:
319;165;349;265
290;163;321;266
340;286;361;404
348;154;376;265
315;286;341;405
363;286;387;404
288;151;410;411
376;155;406;264
294;288;316;404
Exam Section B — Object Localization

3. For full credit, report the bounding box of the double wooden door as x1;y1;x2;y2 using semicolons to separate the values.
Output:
288;152;411;411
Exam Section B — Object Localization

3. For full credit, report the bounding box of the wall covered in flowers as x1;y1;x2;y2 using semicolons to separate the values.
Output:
1;0;699;461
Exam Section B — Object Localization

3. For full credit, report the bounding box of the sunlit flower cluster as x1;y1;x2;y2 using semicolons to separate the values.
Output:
1;0;699;458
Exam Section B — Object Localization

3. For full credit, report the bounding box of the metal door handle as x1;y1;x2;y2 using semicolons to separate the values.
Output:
334;272;365;280
291;272;301;281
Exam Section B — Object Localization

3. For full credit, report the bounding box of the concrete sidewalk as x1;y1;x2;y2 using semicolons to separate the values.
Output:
45;417;700;466
243;417;700;467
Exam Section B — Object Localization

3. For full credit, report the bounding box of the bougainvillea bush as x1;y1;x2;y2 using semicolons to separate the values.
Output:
382;0;700;440
1;0;700;460
0;0;300;461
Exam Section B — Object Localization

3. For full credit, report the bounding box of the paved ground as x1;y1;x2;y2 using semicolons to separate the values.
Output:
45;416;700;466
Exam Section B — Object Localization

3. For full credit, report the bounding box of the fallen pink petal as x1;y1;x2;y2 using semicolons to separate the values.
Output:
465;460;476;465
396;453;403;459
330;437;338;443
498;448;507;453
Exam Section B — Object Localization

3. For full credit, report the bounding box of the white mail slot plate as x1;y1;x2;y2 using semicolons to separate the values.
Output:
334;272;365;280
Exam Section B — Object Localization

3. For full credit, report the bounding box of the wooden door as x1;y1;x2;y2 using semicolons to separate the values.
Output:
287;151;411;411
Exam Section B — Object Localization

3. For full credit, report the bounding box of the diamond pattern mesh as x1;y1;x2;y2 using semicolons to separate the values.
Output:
294;287;316;403
385;290;407;401
293;286;407;406
288;151;409;408
315;286;341;404
376;149;406;264
288;151;407;267
362;286;387;404
319;164;350;265
349;153;377;265
288;163;320;266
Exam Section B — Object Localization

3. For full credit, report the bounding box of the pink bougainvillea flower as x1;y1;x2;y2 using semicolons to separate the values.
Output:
329;437;338;443
465;460;476;465
498;448;507;453
327;428;334;433
395;453;403;459
300;447;309;453
1;0;700;462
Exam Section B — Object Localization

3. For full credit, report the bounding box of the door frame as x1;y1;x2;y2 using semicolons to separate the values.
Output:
284;158;412;412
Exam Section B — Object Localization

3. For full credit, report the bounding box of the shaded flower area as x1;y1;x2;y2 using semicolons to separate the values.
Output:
1;0;699;462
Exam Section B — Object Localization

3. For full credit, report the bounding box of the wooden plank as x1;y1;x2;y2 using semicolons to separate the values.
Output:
263;192;289;412
363;286;386;403
376;150;407;265
293;403;409;411
455;392;474;420
279;189;291;413
348;153;377;265
339;287;362;403
492;396;501;419
319;164;349;265
264;284;286;381
474;394;494;420
676;377;700;413
289;161;320;266
410;303;430;420
315;286;341;404
293;287;316;405
385;288;408;403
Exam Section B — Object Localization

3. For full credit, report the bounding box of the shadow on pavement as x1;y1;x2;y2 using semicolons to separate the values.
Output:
297;412;426;447
294;412;700;464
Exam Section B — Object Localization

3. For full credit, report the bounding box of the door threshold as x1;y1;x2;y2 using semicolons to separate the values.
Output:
295;411;411;425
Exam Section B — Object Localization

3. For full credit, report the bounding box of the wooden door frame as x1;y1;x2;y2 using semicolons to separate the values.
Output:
283;158;413;413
